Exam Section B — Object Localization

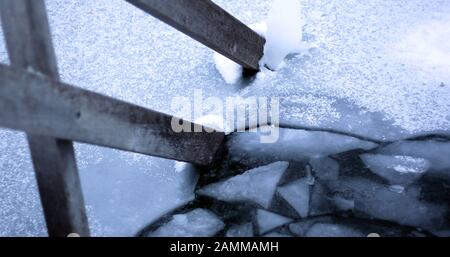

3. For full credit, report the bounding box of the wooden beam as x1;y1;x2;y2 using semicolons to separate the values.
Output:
0;0;90;237
126;0;265;70
0;64;225;166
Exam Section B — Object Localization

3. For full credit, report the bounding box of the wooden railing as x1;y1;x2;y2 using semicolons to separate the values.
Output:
0;0;264;237
126;0;265;70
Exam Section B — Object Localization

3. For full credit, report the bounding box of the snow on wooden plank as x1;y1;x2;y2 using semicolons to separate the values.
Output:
0;0;90;237
125;0;265;70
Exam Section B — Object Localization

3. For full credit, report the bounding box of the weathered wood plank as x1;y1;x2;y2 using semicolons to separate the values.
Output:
27;135;90;237
126;0;265;70
0;0;90;237
0;64;225;166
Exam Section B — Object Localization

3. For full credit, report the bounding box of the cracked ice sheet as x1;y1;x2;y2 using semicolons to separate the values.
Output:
0;0;450;236
148;209;224;237
197;162;289;208
360;154;430;186
76;146;199;236
227;126;377;165
24;0;450;140
237;0;450;141
0;0;242;237
257;209;292;234
277;178;310;218
305;223;364;237
0;131;199;236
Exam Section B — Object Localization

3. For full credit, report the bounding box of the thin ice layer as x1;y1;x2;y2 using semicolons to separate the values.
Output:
197;162;289;208
325;177;448;231
256;209;292;234
360;154;430;185
148;209;224;237
376;140;450;180
226;223;254;237
227;126;377;163
277;178;310;218
1;0;450;237
309;157;340;180
305;223;364;237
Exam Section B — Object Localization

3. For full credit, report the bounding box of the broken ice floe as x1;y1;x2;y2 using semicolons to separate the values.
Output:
264;231;293;237
226;223;254;237
388;185;406;194
308;182;333;216
309;157;340;180
256;209;292;234
147;208;224;237
309;182;356;216
227;126;377;165
289;216;427;237
305;223;364;237
141;154;448;237
2;0;450;237
77;148;199;236
277;178;310;218
376;140;450;181
304;165;315;185
324;177;449;232
360;154;430;186
331;195;355;212
197;161;288;208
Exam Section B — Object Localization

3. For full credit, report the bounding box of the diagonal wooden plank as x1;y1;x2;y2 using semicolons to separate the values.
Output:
0;0;89;237
126;0;265;70
0;64;225;166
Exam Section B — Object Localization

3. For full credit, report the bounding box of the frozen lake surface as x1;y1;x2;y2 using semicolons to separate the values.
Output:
0;0;449;236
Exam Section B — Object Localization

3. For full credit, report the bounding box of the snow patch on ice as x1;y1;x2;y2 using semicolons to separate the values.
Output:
213;0;312;83
213;53;243;84
256;209;292;234
249;22;268;37
197;162;288;208
212;22;267;85
391;18;450;77
148;209;224;237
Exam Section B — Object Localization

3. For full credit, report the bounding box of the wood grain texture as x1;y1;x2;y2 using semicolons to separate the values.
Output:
0;0;89;237
0;64;225;165
126;0;265;70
